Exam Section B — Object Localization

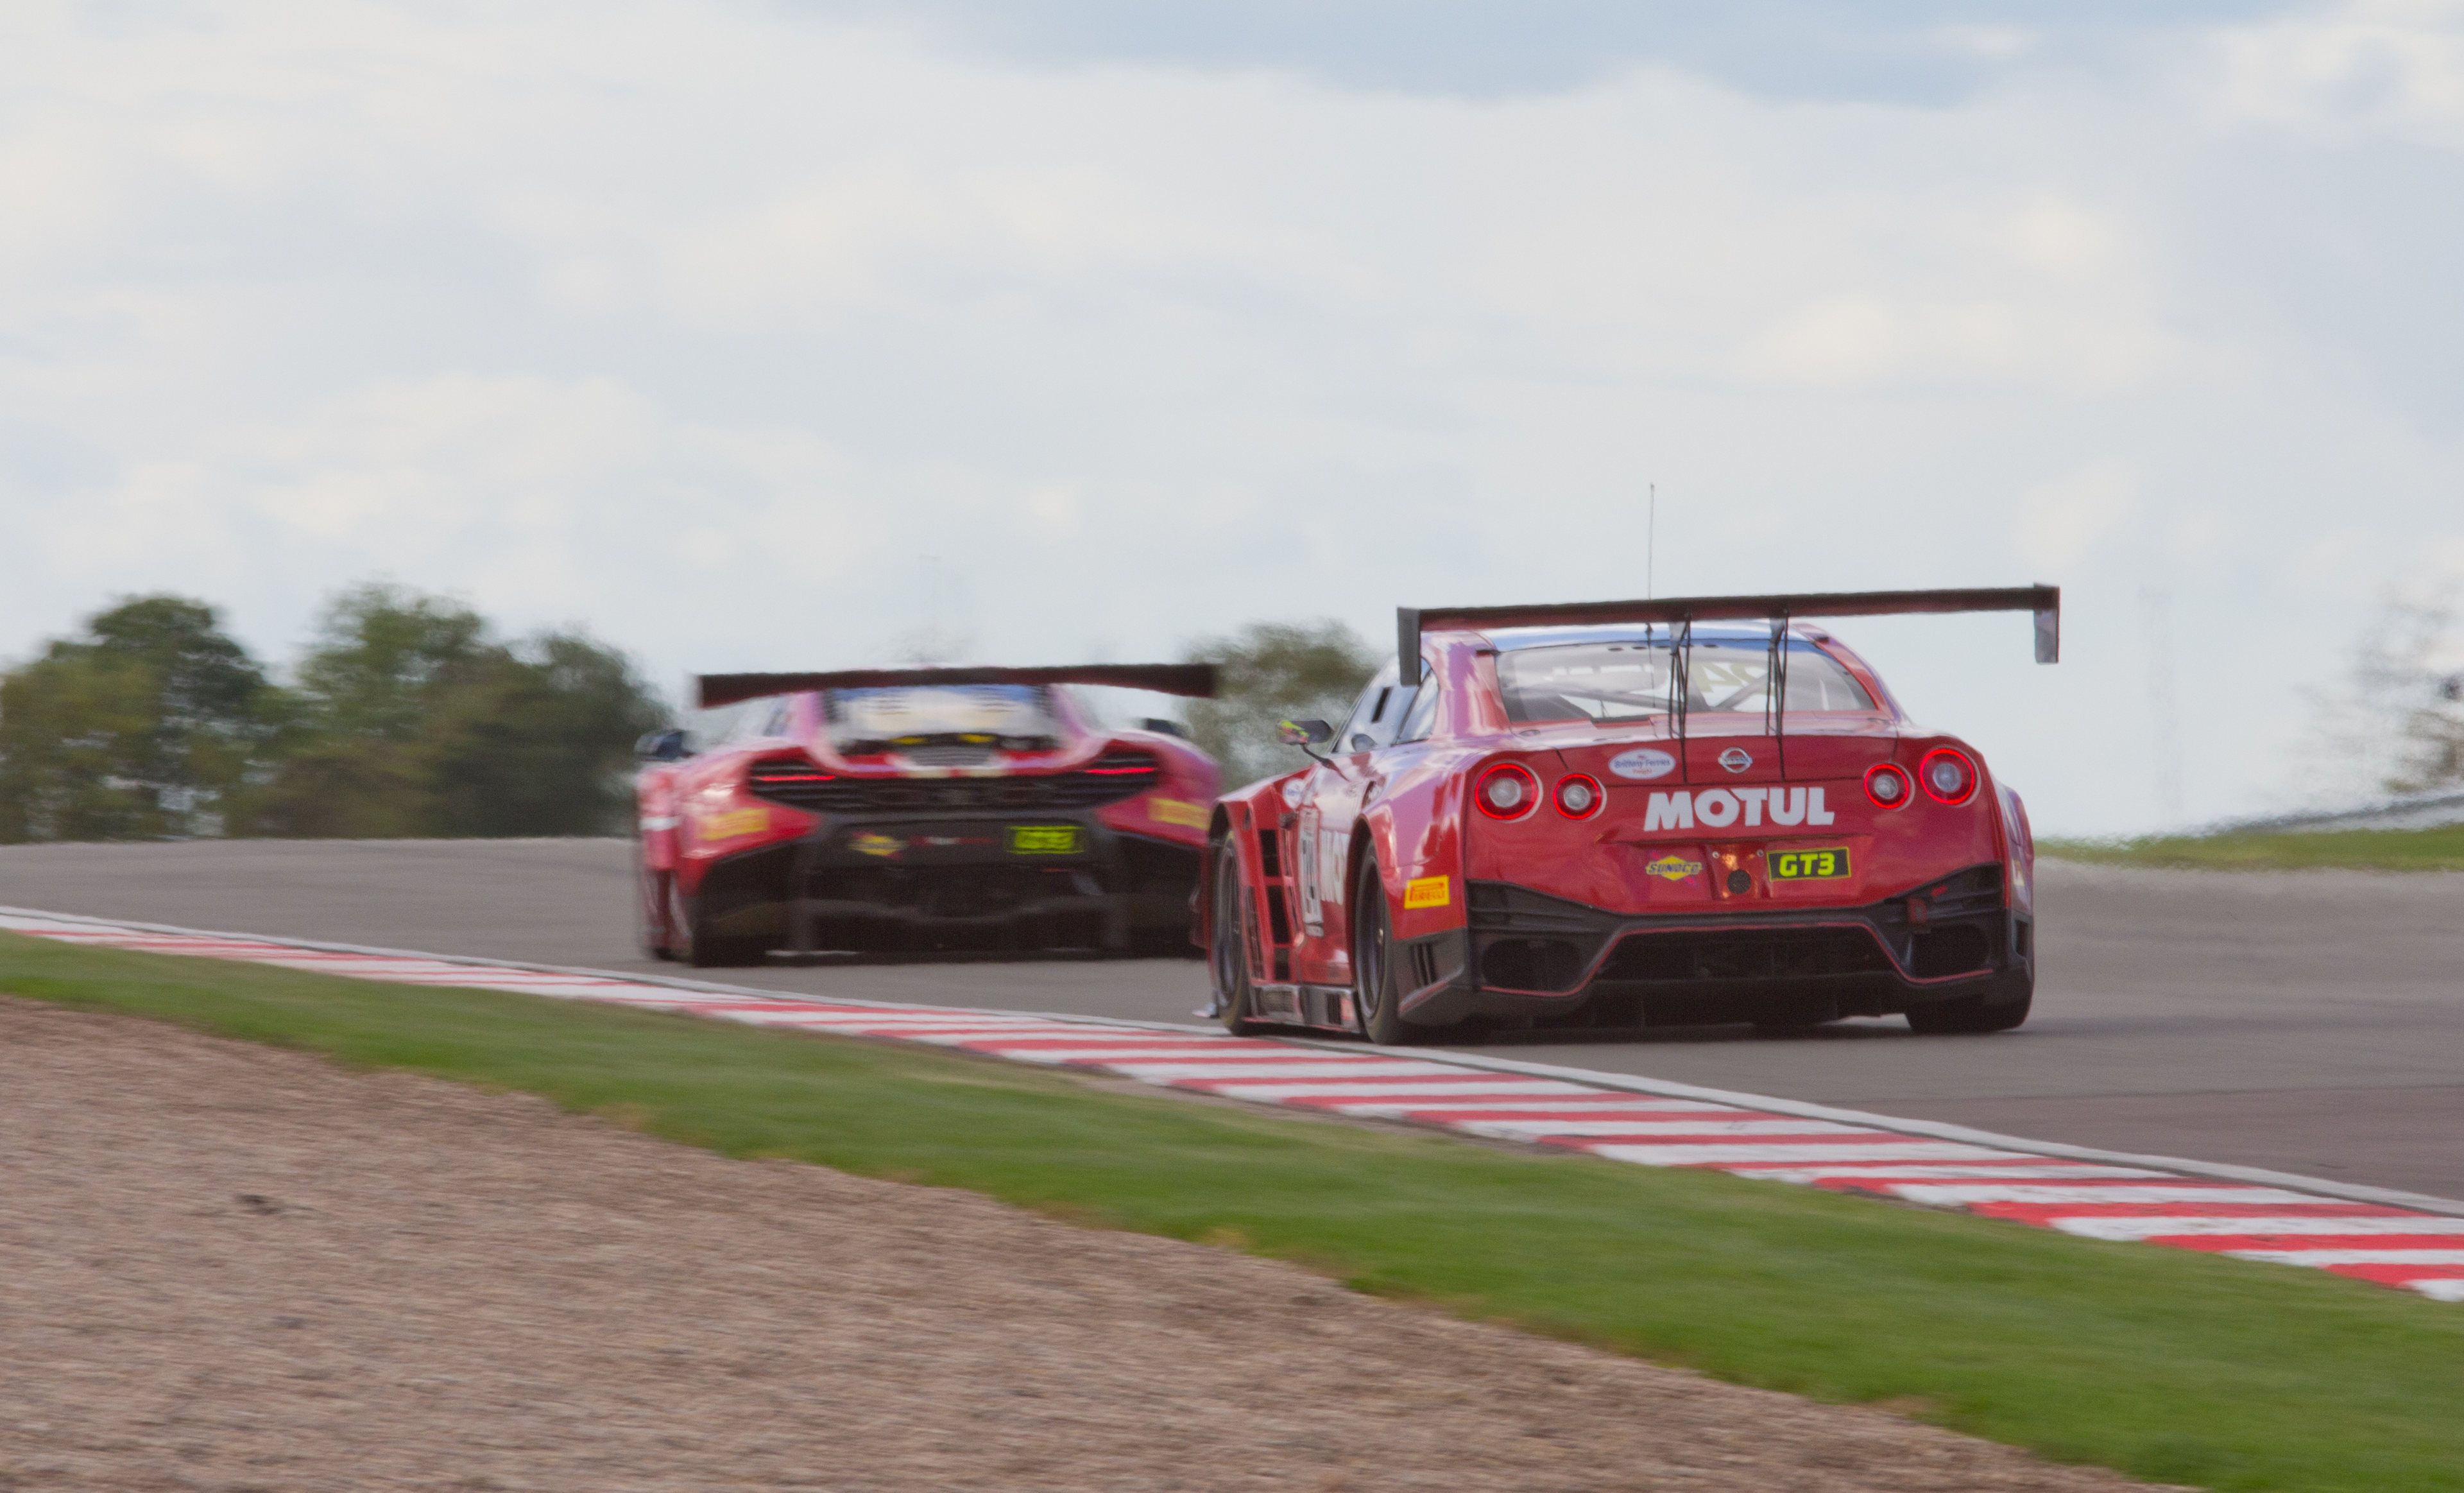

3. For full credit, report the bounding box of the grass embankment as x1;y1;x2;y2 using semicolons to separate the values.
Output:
2044;822;2464;873
4;932;2461;1493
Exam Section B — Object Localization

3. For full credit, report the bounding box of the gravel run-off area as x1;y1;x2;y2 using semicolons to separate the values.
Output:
0;996;2178;1493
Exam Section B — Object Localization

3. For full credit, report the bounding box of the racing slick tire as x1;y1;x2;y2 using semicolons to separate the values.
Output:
1904;967;2033;1035
637;857;678;962
1352;852;1425;1048
674;885;767;969
1210;840;1272;1036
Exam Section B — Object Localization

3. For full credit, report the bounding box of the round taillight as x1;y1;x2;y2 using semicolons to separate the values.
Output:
1475;762;1541;820
1919;747;1979;806
1865;763;1912;808
1555;773;1603;819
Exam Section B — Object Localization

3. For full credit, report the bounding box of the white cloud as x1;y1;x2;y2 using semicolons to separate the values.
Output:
3;0;2464;834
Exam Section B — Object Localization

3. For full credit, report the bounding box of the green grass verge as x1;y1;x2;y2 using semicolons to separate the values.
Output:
6;931;2462;1492
2043;822;2464;872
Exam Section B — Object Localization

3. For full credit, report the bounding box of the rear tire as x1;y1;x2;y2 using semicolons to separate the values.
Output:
1210;840;1270;1036
1353;852;1419;1047
1904;968;2033;1034
674;885;766;969
638;858;678;962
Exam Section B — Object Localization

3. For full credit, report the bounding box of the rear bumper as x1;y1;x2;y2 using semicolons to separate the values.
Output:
1396;864;2029;1028
694;818;1202;953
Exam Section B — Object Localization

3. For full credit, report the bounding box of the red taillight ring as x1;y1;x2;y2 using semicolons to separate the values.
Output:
1864;763;1912;809
1554;773;1604;820
1474;762;1541;820
1919;747;1980;806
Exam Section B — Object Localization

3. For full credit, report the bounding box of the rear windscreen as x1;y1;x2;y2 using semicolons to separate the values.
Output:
823;685;1060;752
1496;639;1874;724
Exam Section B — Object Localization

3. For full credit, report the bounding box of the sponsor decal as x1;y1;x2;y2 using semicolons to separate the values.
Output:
638;815;680;832
850;831;905;859
1008;825;1084;855
1281;778;1307;807
917;835;995;848
700;807;769;840
1645;853;1704;883
1148;797;1210;829
1770;847;1851;880
1718;747;1754;773
1607;747;1676;781
1403;874;1450;910
1641;787;1835;833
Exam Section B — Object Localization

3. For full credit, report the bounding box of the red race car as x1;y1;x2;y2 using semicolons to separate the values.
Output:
637;663;1220;965
1197;587;2057;1043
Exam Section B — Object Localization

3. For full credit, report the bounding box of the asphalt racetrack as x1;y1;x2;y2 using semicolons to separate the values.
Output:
3;839;2460;1202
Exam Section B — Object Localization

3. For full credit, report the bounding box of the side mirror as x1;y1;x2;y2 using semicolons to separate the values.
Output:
1139;717;1189;739
1277;718;1335;747
635;728;692;763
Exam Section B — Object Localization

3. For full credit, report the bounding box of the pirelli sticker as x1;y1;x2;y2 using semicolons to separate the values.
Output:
1147;797;1209;829
1403;875;1451;910
1769;847;1851;881
699;807;769;841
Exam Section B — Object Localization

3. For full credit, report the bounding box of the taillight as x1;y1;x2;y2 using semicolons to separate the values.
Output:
1554;773;1604;819
1475;762;1541;820
1919;747;1979;806
1865;763;1912;808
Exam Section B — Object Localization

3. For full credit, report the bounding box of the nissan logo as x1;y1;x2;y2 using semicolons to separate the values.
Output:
1718;747;1754;773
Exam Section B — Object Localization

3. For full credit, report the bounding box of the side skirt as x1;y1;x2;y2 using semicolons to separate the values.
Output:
1249;981;1356;1031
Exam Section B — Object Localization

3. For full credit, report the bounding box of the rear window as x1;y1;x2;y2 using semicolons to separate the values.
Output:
1496;639;1874;725
822;684;1060;752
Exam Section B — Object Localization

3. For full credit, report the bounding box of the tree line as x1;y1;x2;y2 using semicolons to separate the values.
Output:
0;586;669;843
0;583;1392;845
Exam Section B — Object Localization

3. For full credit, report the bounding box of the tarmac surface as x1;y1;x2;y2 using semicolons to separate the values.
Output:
3;838;2460;1201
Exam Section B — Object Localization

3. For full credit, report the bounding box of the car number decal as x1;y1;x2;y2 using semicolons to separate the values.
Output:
1008;825;1083;855
1768;847;1851;880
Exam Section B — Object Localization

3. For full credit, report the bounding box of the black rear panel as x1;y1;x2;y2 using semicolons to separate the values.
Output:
748;750;1161;813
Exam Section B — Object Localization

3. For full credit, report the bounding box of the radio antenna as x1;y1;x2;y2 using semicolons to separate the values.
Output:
1647;482;1657;600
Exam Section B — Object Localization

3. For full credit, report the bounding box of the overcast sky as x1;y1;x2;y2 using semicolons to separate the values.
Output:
6;0;2462;835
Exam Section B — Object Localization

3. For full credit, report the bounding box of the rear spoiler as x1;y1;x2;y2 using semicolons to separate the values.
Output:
1396;585;2059;687
697;662;1218;709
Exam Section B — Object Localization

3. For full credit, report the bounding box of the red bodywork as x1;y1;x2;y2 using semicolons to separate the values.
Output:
1198;592;2048;1039
638;669;1219;966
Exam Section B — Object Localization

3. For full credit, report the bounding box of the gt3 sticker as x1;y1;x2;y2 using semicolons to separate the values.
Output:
1641;786;1836;832
1009;825;1084;854
1644;853;1704;883
1770;847;1851;879
1403;875;1450;910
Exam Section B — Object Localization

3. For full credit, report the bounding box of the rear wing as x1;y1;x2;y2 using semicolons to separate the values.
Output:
1396;585;2059;687
697;662;1218;709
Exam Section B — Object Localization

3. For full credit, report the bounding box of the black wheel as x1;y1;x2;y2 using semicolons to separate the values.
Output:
638;854;678;962
674;885;766;969
1352;852;1419;1047
1209;840;1270;1035
1904;967;2033;1034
